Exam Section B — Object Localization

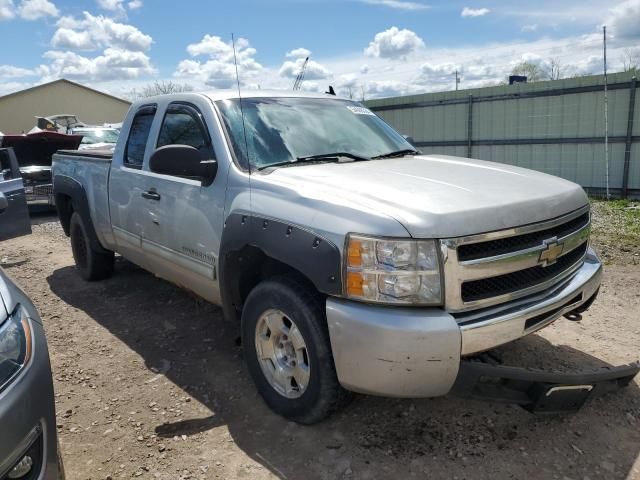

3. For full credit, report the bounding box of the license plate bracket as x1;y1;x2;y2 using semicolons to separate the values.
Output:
525;384;594;414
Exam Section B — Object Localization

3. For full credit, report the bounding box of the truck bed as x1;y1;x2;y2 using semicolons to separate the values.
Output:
56;149;113;161
52;149;115;251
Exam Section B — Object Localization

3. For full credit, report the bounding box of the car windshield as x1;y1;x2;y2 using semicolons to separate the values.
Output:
77;129;119;144
216;97;415;170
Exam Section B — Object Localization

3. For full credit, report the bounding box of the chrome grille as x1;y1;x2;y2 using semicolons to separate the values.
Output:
457;212;589;261
441;206;591;313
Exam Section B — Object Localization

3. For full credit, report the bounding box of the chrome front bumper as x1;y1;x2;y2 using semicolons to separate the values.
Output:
326;248;603;398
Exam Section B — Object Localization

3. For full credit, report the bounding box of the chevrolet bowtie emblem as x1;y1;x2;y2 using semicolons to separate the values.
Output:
539;238;564;266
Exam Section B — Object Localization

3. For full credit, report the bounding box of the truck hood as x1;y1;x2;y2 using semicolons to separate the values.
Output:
263;154;588;238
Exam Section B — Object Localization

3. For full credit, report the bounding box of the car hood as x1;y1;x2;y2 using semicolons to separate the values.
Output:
263;154;588;238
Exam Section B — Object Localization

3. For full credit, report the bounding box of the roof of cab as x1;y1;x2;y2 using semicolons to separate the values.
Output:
133;89;350;106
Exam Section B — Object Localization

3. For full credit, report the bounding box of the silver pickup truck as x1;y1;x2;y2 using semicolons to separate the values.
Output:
52;90;638;423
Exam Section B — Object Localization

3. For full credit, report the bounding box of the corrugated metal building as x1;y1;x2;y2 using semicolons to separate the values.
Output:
365;72;639;198
0;79;131;134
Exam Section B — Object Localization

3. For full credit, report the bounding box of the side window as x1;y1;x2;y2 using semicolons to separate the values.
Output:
157;104;214;159
0;150;14;180
124;105;156;168
0;149;18;181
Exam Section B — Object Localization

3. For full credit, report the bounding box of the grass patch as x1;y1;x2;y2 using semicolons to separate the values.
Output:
589;199;640;264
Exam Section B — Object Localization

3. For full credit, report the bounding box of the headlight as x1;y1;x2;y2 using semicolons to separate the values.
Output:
344;234;443;305
0;305;32;391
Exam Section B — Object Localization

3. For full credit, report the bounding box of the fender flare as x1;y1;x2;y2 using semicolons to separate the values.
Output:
53;174;110;254
219;213;343;322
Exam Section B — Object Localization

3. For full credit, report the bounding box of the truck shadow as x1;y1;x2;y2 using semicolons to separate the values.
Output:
47;261;640;480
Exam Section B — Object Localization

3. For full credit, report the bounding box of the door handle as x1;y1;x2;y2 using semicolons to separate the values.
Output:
142;190;161;201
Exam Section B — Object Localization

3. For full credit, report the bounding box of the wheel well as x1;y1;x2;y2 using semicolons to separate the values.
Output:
224;246;320;322
55;193;74;236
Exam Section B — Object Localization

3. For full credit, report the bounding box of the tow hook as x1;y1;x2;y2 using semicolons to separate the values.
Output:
564;311;582;321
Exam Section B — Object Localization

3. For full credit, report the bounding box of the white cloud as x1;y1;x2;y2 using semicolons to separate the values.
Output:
364;26;425;59
360;0;429;10
1;0;60;21
0;0;15;20
175;35;263;88
40;47;156;82
461;7;490;17
279;56;332;80
51;12;153;51
128;0;142;9
607;0;640;38
285;47;311;58
0;64;35;78
97;0;125;15
360;64;369;73
17;0;58;19
521;24;538;32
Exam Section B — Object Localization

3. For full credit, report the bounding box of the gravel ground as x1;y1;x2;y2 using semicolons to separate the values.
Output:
1;205;639;480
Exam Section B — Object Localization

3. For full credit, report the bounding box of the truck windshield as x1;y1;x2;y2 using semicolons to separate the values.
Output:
216;97;415;170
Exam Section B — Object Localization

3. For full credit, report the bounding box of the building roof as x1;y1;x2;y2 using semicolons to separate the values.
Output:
0;78;131;105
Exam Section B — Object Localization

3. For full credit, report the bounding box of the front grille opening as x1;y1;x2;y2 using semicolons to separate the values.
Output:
523;293;583;330
461;242;588;303
457;212;589;262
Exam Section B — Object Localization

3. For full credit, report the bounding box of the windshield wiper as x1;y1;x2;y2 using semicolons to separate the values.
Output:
371;148;420;159
257;152;370;170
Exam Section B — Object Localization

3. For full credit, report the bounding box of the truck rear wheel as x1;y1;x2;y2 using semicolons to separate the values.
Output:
241;277;352;424
69;211;114;281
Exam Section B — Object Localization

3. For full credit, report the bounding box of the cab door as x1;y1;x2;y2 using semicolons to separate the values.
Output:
108;104;157;269
139;101;224;304
0;148;31;241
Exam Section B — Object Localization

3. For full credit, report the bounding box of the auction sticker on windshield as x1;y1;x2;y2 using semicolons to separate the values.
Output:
346;106;376;116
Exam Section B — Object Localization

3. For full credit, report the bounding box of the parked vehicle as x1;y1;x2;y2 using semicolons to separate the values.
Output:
52;91;639;424
69;127;119;151
0;132;82;207
0;166;63;477
0;148;31;241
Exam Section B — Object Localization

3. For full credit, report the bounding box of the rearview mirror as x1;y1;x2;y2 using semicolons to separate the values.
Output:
149;145;217;186
0;192;7;214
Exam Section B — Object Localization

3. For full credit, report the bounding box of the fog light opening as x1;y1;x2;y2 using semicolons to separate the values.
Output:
7;454;33;479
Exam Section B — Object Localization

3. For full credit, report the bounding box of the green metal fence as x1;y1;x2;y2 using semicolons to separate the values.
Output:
365;72;639;199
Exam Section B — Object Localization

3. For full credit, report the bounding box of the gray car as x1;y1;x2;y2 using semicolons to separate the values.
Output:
0;162;63;478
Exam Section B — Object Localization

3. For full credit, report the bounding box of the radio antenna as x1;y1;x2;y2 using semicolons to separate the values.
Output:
232;33;251;174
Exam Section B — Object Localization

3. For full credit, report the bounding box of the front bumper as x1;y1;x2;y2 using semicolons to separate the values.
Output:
326;247;611;398
0;320;60;480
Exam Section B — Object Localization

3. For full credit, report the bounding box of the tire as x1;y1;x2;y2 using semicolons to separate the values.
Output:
241;277;352;424
69;211;114;281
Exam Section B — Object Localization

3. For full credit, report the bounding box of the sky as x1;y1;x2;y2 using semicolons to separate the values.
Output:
0;0;639;100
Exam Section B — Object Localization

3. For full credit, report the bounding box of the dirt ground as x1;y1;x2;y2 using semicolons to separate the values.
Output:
1;202;639;480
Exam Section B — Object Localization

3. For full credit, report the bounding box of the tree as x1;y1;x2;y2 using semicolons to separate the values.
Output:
129;81;194;99
622;48;639;76
546;58;563;80
510;61;545;82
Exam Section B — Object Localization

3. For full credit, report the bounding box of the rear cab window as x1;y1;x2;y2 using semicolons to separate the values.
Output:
124;105;157;169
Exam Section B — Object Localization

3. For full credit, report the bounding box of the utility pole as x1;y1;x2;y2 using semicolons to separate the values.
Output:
455;70;460;91
603;25;610;200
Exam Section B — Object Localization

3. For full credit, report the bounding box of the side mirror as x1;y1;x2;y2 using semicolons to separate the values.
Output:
402;135;416;146
0;192;8;214
149;145;218;185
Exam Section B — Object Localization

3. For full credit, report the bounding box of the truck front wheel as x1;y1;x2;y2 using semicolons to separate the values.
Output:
241;277;352;424
69;212;114;281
